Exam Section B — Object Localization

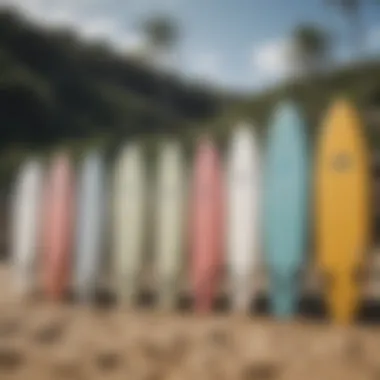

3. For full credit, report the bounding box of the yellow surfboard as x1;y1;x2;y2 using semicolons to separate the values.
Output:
315;98;370;324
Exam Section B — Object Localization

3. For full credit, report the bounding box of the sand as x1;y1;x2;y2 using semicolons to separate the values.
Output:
1;264;380;380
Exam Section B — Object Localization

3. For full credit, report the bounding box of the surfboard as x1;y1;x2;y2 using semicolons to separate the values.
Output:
315;98;370;324
11;158;43;296
264;101;308;318
74;151;105;301
42;152;74;301
113;142;146;305
226;123;261;312
190;137;223;312
154;141;186;308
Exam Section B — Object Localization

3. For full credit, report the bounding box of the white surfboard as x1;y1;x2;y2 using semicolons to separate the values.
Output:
75;151;105;301
154;141;186;308
113;142;146;305
11;158;43;296
226;123;261;312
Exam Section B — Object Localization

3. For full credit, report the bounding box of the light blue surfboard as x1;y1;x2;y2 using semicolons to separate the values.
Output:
264;101;308;318
75;150;106;301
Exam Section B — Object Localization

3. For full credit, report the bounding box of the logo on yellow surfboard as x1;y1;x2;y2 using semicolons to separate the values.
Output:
331;152;353;172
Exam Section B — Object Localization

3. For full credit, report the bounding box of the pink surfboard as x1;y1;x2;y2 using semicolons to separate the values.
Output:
41;153;74;300
189;138;224;312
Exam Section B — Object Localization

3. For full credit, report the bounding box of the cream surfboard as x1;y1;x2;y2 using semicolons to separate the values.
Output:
226;123;261;312
11;158;43;296
315;98;370;324
154;141;186;308
113;142;146;305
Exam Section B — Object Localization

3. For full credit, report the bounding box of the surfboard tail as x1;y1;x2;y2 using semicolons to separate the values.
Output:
194;292;212;313
159;280;177;310
193;276;214;313
14;270;31;298
231;274;252;313
76;277;97;303
327;272;359;324
44;256;70;301
14;257;36;295
117;275;137;306
270;274;299;319
45;280;65;301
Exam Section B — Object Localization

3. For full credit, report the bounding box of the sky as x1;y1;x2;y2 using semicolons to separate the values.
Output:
0;0;379;92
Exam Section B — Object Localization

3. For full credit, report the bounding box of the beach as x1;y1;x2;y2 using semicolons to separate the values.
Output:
1;264;380;380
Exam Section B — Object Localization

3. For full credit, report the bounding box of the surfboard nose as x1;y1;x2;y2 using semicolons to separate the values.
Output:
325;97;358;124
330;96;352;109
269;101;305;141
273;100;300;121
233;120;252;132
198;135;215;153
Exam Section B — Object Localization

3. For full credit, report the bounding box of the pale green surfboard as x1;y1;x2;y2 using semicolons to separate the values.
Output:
113;142;146;305
154;141;186;309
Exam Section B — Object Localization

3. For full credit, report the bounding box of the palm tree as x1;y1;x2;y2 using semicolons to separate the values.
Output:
292;24;331;77
139;15;180;126
325;0;362;52
141;14;179;71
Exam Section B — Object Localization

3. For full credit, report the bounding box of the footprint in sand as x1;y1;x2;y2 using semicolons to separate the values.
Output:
0;317;22;339
95;351;122;372
240;361;281;380
0;345;25;373
33;320;66;345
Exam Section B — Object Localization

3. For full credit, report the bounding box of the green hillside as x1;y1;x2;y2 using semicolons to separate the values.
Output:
0;9;222;149
210;61;380;148
1;8;380;187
